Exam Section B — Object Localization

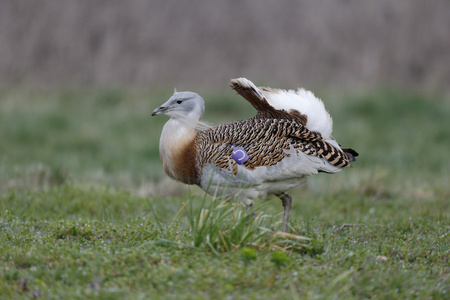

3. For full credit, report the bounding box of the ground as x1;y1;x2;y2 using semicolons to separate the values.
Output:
0;88;449;299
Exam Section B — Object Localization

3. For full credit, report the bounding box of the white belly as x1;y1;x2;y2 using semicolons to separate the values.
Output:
199;147;342;202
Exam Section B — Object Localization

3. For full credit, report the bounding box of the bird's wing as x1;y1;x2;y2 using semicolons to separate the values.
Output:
195;118;352;179
230;78;308;126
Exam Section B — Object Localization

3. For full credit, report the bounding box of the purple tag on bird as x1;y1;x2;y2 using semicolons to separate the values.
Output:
231;146;249;164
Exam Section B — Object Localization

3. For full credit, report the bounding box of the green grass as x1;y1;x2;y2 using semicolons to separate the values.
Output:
0;87;449;299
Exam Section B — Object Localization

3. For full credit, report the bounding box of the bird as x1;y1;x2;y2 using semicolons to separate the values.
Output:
151;78;358;232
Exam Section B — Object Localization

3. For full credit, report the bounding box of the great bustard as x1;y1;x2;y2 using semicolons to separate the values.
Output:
152;78;358;232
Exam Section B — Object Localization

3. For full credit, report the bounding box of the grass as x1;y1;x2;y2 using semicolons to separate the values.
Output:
0;87;449;299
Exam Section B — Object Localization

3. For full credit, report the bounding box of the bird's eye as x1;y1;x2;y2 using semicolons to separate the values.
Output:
176;100;183;104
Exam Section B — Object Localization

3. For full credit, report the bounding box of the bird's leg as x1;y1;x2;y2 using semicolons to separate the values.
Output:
276;192;292;232
244;199;254;212
244;199;255;224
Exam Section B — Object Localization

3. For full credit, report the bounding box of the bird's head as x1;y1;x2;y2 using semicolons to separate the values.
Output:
152;91;205;121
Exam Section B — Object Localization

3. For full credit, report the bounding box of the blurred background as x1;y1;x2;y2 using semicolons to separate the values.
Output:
1;2;449;297
1;0;449;200
1;0;449;91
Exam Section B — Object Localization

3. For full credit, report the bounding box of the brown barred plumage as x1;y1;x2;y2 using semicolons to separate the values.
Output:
195;117;351;176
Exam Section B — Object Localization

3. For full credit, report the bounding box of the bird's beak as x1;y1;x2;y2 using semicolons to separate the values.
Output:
152;97;177;116
151;105;169;116
151;108;160;116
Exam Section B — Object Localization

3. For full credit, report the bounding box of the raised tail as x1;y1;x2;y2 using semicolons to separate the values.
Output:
230;77;333;139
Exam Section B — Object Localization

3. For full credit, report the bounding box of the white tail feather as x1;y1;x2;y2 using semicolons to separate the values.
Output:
261;88;333;139
231;78;334;139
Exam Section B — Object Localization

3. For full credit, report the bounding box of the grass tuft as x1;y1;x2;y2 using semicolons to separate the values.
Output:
147;196;311;254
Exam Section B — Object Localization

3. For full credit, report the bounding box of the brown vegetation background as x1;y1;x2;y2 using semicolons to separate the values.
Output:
1;0;449;91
